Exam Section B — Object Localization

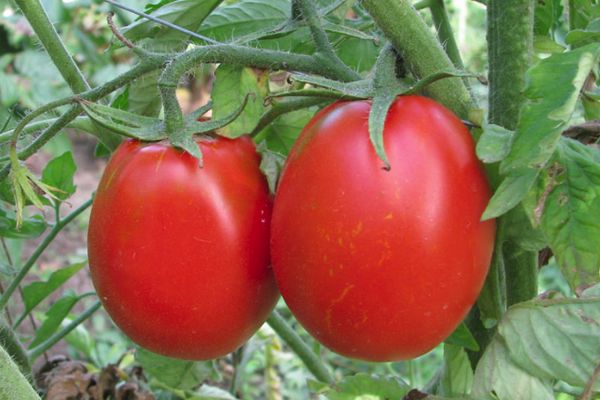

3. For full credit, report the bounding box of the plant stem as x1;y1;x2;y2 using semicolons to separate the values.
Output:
429;0;465;69
0;318;32;380
0;54;169;181
487;0;537;308
14;0;90;93
294;0;360;82
28;300;101;360
360;0;474;119
251;97;329;136
158;44;358;135
267;311;334;384
0;198;93;312
0;344;39;400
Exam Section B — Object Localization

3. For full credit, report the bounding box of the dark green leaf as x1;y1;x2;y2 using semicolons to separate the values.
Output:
136;347;218;391
21;262;86;315
569;0;600;30
437;344;473;398
500;44;600;175
212;65;268;138
323;373;410;400
476;124;514;164
444;322;479;352
566;18;600;47
534;0;563;35
0;207;46;239
526;139;600;288
482;170;538;220
41;151;77;201
254;104;319;155
28;292;85;349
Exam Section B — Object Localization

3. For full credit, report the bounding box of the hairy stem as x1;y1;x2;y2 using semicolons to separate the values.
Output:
267;311;334;384
28;300;101;360
360;0;474;119
0;318;32;380
0;198;93;312
294;0;360;82
429;0;465;69
488;0;536;307
0;54;170;181
0;344;39;400
14;0;90;93
158;45;358;135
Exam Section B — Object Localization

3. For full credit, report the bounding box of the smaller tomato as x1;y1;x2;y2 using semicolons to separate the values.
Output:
88;135;278;360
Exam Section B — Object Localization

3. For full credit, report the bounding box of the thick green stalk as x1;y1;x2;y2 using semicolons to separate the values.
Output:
0;198;93;312
488;0;537;308
28;300;101;360
267;311;334;384
0;319;31;380
360;0;473;118
14;0;90;93
294;0;360;82
159;44;358;134
429;0;465;69
0;344;39;400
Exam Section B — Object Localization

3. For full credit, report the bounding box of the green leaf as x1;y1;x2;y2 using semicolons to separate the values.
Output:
124;0;224;42
472;338;554;400
189;385;237;400
438;344;473;398
444;323;479;352
323;373;410;400
476;124;514;164
21;262;86;316
212;65;268;138
500;44;600;175
569;0;600;30
136;347;217;391
0;207;46;239
501;289;600;390
527;139;600;288
290;73;372;98
28;292;86;349
254;103;319;155
534;0;563;36
482;170;538;220
566;18;600;48
41;151;77;201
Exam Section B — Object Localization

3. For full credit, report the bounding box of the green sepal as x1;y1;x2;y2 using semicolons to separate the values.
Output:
78;99;166;141
169;95;251;166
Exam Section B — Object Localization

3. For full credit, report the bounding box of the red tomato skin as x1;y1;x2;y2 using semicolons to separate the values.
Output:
88;135;278;360
271;96;495;362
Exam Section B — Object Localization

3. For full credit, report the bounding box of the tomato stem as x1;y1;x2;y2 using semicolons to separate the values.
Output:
28;300;101;360
13;0;90;94
0;318;32;381
267;311;334;384
0;344;39;400
0;198;93;312
428;0;465;70
360;0;474;119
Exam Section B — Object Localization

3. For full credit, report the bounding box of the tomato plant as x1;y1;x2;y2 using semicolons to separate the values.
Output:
272;96;495;361
87;135;279;360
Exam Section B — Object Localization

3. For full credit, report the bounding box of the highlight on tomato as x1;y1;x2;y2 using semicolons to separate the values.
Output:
87;135;279;360
271;95;495;362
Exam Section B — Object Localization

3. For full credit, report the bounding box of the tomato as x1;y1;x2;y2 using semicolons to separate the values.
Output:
271;96;495;361
88;135;278;360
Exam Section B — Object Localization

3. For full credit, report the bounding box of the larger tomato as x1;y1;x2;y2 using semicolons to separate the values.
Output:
271;96;495;361
88;135;278;360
